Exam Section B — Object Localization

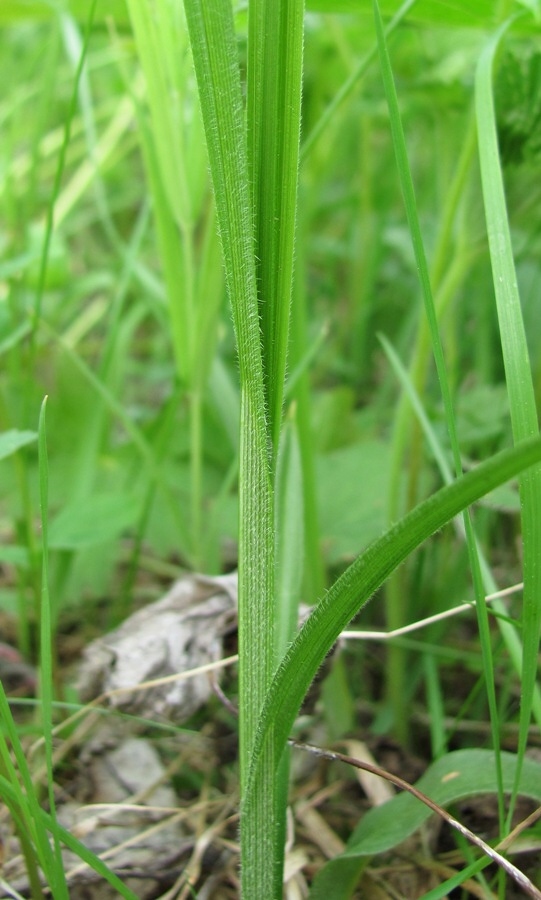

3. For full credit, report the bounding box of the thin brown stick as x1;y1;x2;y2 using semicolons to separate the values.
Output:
289;739;541;900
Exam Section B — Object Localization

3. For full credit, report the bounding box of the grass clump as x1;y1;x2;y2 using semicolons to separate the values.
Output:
1;1;541;897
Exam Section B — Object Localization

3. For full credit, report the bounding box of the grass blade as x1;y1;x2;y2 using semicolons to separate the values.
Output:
38;398;69;899
275;410;304;661
181;1;276;894
300;0;417;163
125;0;225;566
182;0;272;775
475;14;541;822
246;435;541;828
0;688;46;898
30;0;98;355
247;0;304;452
372;2;505;816
380;332;541;728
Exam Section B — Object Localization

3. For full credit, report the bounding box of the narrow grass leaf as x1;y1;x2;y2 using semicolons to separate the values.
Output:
301;0;418;163
136;116;192;383
476;16;541;819
316;440;392;562
181;1;276;895
247;0;304;450
380;332;541;728
38;398;69;899
373;0;506;817
422;862;494;900
0;700;45;899
125;0;224;565
0;774;139;900
0;683;58;893
183;0;272;774
246;2;304;885
0;770;45;899
246;435;541;829
372;0;459;466
126;0;208;387
43;812;140;900
30;0;98;356
275;410;304;663
378;334;451;479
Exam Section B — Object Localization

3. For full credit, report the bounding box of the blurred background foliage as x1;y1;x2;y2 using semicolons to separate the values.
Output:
0;1;540;675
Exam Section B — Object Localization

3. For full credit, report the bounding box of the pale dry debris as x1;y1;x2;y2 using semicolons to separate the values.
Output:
0;736;190;899
78;572;238;722
59;736;189;898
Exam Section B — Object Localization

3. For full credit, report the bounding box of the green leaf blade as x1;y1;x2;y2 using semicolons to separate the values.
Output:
247;0;304;450
246;436;541;831
475;17;541;818
48;493;141;549
181;1;277;895
0;429;37;461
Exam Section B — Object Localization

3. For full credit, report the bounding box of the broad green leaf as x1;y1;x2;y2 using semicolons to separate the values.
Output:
456;384;510;448
0;430;37;461
479;481;521;512
0;546;29;566
309;749;541;899
317;440;392;563
312;387;358;453
48;493;140;549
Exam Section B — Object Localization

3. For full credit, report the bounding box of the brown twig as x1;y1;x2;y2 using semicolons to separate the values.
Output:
289;739;541;900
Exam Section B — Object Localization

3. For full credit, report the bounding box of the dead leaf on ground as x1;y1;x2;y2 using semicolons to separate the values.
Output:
78;572;238;722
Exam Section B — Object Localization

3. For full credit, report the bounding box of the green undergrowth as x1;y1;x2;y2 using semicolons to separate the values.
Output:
1;1;541;897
